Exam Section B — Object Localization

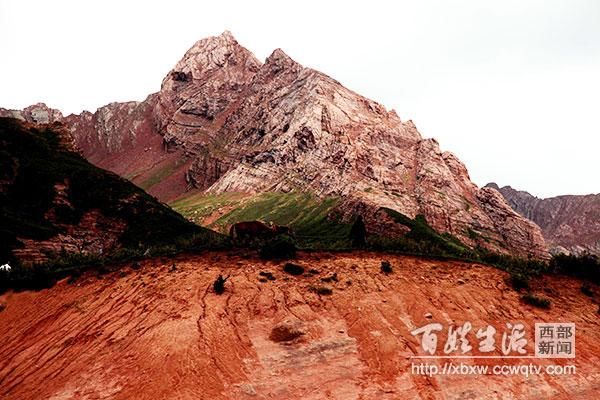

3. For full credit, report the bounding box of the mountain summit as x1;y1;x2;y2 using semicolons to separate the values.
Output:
0;32;548;258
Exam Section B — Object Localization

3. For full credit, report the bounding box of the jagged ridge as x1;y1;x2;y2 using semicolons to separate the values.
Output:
0;32;548;258
488;183;600;255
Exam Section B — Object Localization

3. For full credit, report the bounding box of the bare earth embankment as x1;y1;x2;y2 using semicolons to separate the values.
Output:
1;252;599;399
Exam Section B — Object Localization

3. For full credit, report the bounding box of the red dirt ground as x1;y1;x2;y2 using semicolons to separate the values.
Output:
1;252;599;399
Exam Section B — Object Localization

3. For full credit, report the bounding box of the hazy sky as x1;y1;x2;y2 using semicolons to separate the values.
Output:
1;0;598;198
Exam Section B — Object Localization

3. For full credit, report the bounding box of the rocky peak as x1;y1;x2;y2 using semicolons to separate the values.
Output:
251;48;304;85
265;48;299;69
0;103;63;125
154;32;263;144
167;31;261;81
490;184;600;256
4;34;551;259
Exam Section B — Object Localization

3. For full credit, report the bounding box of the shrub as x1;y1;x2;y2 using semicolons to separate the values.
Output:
381;260;393;274
213;274;229;295
581;285;594;297
522;293;551;309
509;273;530;291
550;253;600;284
67;269;82;284
350;215;367;248
283;262;304;276
16;264;56;292
259;235;297;260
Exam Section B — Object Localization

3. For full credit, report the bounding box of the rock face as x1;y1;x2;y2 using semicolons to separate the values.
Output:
1;32;548;258
0;103;63;124
488;183;600;255
0;118;205;265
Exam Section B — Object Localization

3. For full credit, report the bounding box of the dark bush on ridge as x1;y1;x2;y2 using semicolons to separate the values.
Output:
283;262;304;276
350;215;367;248
522;292;551;309
0;264;56;293
550;253;600;284
259;235;297;260
213;274;228;295
509;273;530;291
381;260;393;274
581;285;594;297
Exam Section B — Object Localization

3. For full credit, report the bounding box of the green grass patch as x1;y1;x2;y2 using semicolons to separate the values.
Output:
172;192;352;249
138;161;180;190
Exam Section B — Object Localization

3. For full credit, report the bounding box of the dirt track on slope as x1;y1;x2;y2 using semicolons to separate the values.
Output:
1;252;599;399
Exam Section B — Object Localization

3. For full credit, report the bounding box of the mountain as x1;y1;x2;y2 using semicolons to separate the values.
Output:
488;183;600;256
0;117;217;266
0;31;547;258
1;252;599;398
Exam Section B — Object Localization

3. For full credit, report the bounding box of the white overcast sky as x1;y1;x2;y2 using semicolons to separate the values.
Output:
1;0;598;198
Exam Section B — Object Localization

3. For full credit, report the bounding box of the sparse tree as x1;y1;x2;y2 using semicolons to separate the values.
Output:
350;215;367;248
213;274;229;295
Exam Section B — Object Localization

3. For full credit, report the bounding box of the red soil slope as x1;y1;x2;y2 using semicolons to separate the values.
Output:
1;252;599;399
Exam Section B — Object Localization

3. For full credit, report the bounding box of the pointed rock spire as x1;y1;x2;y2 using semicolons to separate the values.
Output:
260;48;303;77
168;31;261;81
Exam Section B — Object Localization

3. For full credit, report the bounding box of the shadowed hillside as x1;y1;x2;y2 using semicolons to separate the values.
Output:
0;117;225;290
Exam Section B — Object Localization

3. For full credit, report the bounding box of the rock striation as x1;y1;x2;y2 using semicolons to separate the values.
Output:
1;253;599;398
488;183;600;255
1;32;548;258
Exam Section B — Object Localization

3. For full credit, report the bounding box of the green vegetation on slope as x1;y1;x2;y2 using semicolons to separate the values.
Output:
171;192;252;225
173;192;353;249
374;208;474;259
138;158;184;191
0;118;226;292
173;193;579;293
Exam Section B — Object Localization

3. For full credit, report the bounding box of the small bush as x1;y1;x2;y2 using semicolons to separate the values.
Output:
381;260;393;274
581;285;594;297
350;215;367;248
96;265;111;276
213;274;228;294
283;263;304;276
522;293;551;309
509;273;530;291
67;269;82;284
259;235;297;260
